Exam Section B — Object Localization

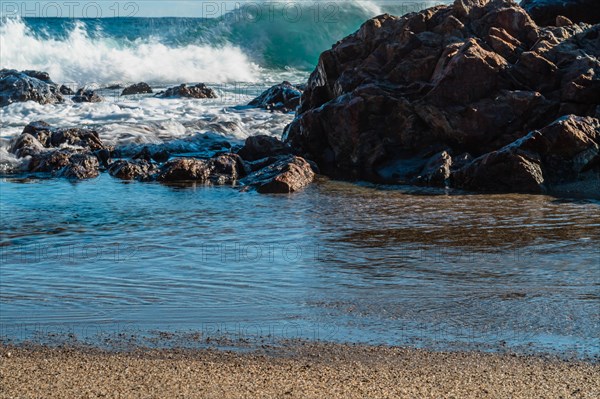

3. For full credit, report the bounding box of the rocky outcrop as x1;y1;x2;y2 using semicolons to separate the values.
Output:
284;0;599;196
72;88;103;103
161;83;217;99
241;155;315;193
237;135;292;161
248;82;303;112
520;0;600;26
122;82;153;96
0;69;63;107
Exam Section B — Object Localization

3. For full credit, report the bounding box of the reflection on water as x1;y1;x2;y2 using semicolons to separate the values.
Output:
0;176;599;357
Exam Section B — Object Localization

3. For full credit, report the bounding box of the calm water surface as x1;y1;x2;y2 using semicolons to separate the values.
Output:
1;176;599;357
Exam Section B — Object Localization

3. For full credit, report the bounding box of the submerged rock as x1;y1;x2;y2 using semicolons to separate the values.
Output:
241;155;315;193
237;135;292;161
72;88;103;103
121;82;153;96
0;69;63;107
284;0;600;196
520;0;600;26
248;82;303;112
161;83;217;99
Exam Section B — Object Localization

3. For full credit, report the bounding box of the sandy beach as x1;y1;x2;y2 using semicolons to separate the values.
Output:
1;343;598;398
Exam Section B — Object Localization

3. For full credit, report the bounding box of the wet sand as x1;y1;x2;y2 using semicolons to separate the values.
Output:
1;343;598;398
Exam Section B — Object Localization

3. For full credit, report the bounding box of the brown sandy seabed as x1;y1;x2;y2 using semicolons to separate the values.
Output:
0;343;599;399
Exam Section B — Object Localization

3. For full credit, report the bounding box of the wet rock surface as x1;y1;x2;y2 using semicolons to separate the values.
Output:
248;82;303;112
284;0;600;196
161;83;217;99
0;69;63;107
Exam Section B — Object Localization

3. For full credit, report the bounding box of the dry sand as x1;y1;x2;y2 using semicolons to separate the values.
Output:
1;343;598;398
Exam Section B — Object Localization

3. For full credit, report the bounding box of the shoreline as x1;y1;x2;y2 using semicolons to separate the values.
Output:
2;342;599;398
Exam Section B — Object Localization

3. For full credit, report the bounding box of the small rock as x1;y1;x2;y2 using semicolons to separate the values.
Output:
161;83;217;99
59;85;74;95
121;82;153;96
241;155;315;194
108;159;155;181
72;88;103;103
248;82;303;112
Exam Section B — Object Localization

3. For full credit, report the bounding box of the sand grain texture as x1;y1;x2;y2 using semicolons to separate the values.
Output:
1;344;598;398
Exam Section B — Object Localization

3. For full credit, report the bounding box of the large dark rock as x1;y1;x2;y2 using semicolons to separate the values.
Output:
0;69;63;107
237;135;292;161
520;0;600;26
121;82;153;96
241;155;315;193
161;83;217;99
72;88;103;103
248;82;303;112
284;0;599;195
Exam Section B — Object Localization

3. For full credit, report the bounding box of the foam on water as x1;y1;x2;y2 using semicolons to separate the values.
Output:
0;89;295;168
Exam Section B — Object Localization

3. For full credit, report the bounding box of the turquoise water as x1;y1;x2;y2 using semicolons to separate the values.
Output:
1;176;599;357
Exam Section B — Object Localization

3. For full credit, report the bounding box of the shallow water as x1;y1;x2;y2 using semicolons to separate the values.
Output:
1;176;598;357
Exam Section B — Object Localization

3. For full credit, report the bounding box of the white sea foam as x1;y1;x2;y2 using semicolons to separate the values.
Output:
0;18;260;85
0;90;294;171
